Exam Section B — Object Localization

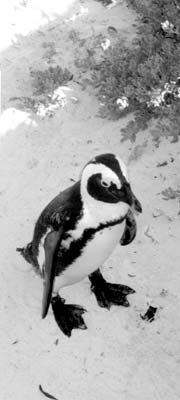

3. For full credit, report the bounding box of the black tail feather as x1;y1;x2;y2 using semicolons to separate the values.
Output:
16;242;33;264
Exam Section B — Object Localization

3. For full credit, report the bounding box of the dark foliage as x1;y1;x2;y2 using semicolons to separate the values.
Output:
30;66;73;95
92;0;180;143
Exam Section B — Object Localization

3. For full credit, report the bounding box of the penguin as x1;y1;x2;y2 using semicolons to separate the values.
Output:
17;153;142;337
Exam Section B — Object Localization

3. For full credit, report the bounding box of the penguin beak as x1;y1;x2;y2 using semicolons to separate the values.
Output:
116;183;142;213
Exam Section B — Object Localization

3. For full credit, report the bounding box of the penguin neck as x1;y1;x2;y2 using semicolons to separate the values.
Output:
62;184;129;248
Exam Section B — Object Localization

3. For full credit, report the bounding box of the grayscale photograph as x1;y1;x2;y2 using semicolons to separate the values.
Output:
0;1;180;399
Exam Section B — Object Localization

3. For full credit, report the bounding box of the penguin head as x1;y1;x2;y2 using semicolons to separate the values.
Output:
81;153;142;217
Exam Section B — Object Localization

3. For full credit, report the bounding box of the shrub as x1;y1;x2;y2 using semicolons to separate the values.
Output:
91;0;180;143
30;66;73;95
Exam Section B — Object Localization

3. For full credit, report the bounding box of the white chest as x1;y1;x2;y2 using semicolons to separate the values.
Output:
53;221;125;292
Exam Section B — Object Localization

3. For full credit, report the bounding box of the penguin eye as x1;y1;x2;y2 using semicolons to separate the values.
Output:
101;180;110;188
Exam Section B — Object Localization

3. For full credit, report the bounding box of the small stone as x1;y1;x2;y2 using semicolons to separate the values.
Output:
152;208;163;218
140;306;157;323
160;288;168;297
70;96;79;104
107;26;117;35
157;161;168;167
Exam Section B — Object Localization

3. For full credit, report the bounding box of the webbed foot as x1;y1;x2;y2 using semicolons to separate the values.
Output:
89;269;135;309
51;295;87;337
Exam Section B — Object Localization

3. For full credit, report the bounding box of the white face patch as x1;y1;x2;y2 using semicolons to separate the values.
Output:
80;162;129;227
115;156;129;182
81;162;121;191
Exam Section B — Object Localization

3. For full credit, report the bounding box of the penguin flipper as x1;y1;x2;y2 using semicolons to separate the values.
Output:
42;228;63;319
120;209;137;246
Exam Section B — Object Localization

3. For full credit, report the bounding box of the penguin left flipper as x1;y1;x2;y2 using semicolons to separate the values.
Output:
42;228;87;336
120;209;137;246
42;228;63;319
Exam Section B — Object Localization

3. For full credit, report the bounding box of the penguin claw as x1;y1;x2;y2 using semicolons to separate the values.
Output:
51;296;87;337
91;281;135;309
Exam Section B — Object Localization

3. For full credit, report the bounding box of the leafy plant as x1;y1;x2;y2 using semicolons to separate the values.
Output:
30;66;73;95
91;0;180;143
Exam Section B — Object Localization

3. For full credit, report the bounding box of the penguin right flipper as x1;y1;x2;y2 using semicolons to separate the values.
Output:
42;228;63;319
120;209;137;246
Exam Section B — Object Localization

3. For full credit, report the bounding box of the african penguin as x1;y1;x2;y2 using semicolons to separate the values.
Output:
17;153;142;337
